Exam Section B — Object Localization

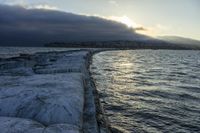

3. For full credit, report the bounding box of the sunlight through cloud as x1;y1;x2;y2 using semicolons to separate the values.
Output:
109;15;138;28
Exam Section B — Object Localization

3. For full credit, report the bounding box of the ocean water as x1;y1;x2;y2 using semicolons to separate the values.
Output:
90;50;200;133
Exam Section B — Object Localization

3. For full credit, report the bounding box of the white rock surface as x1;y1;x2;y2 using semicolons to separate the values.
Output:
0;117;44;133
0;117;81;133
0;73;84;127
0;59;35;76
0;50;100;133
34;51;89;74
44;124;80;133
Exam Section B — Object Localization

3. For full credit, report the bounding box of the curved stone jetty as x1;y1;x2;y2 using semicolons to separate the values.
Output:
0;50;110;133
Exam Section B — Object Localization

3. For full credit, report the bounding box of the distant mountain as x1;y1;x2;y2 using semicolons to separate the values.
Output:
157;36;200;48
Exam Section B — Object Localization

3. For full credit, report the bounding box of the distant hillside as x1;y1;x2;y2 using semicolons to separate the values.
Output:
45;39;200;50
157;36;200;49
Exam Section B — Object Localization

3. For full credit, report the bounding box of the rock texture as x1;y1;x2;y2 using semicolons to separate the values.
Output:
0;50;100;133
0;117;80;133
0;74;84;127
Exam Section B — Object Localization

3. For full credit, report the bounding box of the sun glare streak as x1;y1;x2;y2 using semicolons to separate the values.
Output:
109;15;138;28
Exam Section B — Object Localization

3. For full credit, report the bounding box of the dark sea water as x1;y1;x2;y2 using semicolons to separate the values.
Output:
90;50;200;133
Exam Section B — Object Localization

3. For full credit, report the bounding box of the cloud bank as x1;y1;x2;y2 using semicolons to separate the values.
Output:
0;4;148;46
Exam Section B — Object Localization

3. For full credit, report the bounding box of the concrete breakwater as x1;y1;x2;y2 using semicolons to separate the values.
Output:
0;50;111;133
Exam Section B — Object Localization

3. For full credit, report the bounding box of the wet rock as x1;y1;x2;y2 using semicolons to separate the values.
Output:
83;82;99;133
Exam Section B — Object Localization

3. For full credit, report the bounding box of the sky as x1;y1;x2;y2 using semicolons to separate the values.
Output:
0;0;199;46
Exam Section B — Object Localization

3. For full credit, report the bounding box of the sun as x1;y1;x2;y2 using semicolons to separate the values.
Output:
119;16;135;27
110;15;137;28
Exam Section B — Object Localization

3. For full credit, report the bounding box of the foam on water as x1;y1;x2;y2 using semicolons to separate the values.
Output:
91;50;200;133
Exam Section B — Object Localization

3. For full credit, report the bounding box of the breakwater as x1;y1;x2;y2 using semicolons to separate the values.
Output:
0;50;111;133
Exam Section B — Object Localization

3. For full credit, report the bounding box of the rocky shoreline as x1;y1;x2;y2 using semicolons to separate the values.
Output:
0;49;112;133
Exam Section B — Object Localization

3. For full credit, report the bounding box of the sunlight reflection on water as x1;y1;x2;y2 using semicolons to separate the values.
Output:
91;50;200;133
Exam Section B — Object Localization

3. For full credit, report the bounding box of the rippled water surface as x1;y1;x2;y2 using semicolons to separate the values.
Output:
91;50;200;133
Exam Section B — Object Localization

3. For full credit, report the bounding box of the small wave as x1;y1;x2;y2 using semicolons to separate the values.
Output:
179;86;200;93
91;50;200;133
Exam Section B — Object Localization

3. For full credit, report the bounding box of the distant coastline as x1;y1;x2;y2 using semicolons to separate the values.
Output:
45;40;200;50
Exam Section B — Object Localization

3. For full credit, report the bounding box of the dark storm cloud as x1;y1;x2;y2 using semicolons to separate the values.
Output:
0;4;147;46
